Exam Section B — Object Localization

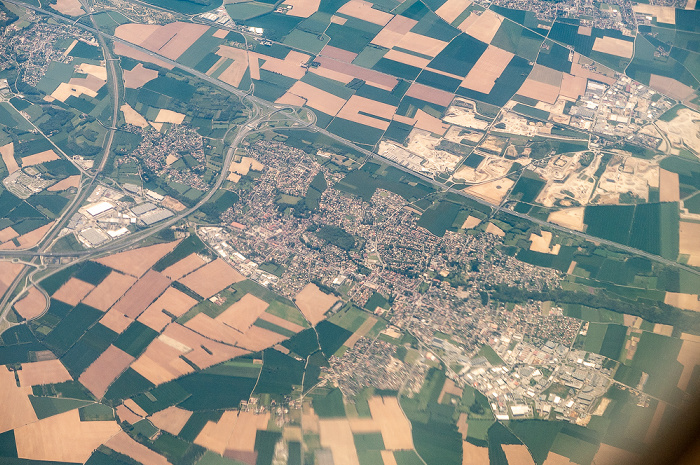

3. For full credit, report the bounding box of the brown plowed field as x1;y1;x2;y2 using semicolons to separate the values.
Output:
258;311;305;333
0;142;18;174
137;287;198;331
162;253;207;280
79;345;135;399
106;431;171;465
195;410;270;454
47;175;80;191
0;367;37;433
95;240;180;277
13;286;47;321
131;337;195;385
185;313;242;345
149;406;192;436
123;63;159;89
21;150;59;166
235;326;287;352
52;278;95;306
295;283;338;326
82;271;138;312
15;409;120;463
100;309;133;334
216;294;270;333
111;270;171;319
18;360;71;387
178;258;244;299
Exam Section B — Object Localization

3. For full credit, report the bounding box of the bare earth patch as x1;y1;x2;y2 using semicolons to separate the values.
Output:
82;270;138;312
13;286;47;321
18;360;71;387
178;258;245;299
15;410;120;463
79;345;135;399
96;240;180;277
48;175;80;191
111;270;171;319
295;283;338;326
464;178;514;204
149;406;192;436
52;278;95;306
547;207;585;231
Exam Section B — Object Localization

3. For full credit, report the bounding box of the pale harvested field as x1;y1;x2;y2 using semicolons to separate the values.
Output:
412;109;450;134
368;396;414;450
0;142;18;174
437;378;463;404
457;412;468;439
215;45;249;86
485;222;505;237
149;406;192;436
659;169;680;202
649;74;696;102
462;9;502;43
405;82;455;107
18;360;71;387
529;231;561;255
0;226;18;242
0;367;38;433
195;410;270;454
142;22;208;60
259;51;310;80
547;207;585;231
116;404;142;425
645;401;666;444
570;53;616;85
114;42;173;69
383;49;431;69
682;333;700;343
302;403;320;433
120;103;149;128
677;339;700;390
461;45;514;94
100;309;133;334
162;196;186;212
282;0;320;17
517;79;560;105
162;323;246;370
503;445;535;465
295;283;338;326
337;0;393;26
115;24;162;44
79;345;135;399
52;277;95;306
653;323;673;336
13;286;47;321
124;399;147;418
592;36;634;58
463;441;489;465
436;0;471;24
632;4;676;24
15;409;120;463
319;419;360;465
336;95;396;130
179;258;245;299
12;222;55;249
543;452;575;464
131;337;194;385
216;293;269;332
344;317;377;348
82;271;138;312
258;311;305;333
123;63;159;89
212;28;228;39
229;156;264;176
313;56;397;90
96;240;180;277
275;92;306;107
69;74;105;92
51;82;98;102
235;325;287;352
371;15;417;49
106;431;171;465
21;149;59;167
0;262;24;296
286;81;347;116
396;32;449;58
560;73;587;99
77;63;107;80
185;313;241;345
464;178;514;204
137;286;197;331
51;0;83;15
48;174;80;191
381;450;398;465
111;270;171;319
679;221;700;266
578;26;592;36
462;216;482;229
590;443;639;465
320;45;357;62
248;53;261;80
155;109;185;124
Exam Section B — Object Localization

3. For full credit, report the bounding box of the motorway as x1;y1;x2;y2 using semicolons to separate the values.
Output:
2;0;700;287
